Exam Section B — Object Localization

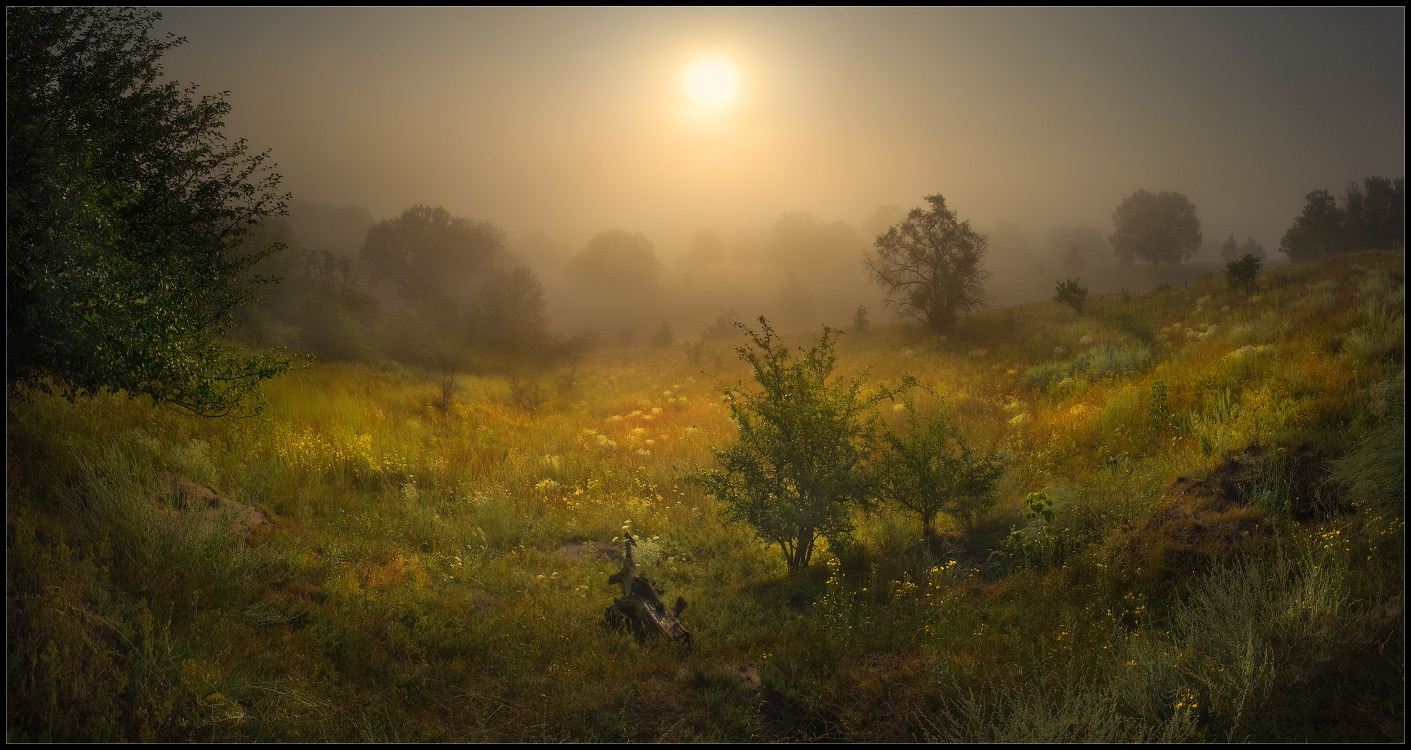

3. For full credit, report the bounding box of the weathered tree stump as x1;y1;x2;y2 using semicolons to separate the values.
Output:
604;533;690;643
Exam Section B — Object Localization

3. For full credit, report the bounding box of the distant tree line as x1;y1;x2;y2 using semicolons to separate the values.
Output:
237;205;588;377
1281;176;1405;262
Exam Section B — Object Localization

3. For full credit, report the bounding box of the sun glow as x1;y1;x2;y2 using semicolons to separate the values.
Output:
684;58;737;107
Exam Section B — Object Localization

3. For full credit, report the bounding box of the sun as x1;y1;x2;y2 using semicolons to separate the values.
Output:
684;58;737;107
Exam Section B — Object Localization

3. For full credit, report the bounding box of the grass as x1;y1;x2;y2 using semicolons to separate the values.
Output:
6;251;1405;741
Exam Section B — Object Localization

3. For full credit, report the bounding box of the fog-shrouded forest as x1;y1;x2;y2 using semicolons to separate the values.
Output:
6;7;1405;743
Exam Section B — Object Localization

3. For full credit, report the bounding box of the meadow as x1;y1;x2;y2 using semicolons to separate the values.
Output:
6;251;1404;742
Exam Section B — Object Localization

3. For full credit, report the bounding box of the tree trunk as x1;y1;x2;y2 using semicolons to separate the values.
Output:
604;533;690;643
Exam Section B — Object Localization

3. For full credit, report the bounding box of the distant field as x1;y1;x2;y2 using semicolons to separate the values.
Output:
7;251;1403;742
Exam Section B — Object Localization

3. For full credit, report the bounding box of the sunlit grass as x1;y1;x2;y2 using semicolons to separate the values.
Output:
7;251;1404;741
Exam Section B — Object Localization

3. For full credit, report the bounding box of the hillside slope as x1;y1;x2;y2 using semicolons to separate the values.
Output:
7;251;1403;742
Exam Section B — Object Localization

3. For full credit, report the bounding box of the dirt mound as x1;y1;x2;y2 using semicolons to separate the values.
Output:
155;472;273;537
1167;444;1327;517
1116;447;1324;580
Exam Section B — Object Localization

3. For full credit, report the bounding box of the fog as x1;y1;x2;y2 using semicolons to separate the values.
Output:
157;7;1404;337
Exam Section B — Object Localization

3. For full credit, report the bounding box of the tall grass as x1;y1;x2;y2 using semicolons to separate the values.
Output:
7;251;1404;741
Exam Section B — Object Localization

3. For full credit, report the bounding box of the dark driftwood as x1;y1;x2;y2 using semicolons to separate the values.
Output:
604;533;690;643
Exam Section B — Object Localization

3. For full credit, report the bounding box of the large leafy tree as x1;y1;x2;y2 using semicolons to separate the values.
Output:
7;7;289;415
863;194;990;334
1109;189;1203;268
693;318;900;572
359;204;504;307
566;229;662;290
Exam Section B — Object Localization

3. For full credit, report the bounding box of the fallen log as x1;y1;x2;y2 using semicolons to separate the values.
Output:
604;532;690;643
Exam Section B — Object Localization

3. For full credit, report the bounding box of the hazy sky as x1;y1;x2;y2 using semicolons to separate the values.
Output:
154;7;1405;255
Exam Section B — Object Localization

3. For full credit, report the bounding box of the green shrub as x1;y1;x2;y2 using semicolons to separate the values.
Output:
876;398;1005;538
692;318;901;571
1226;254;1261;294
1053;278;1089;316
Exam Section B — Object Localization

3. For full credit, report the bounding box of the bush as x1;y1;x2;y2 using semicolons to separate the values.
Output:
876;398;1005;539
1226;254;1261;294
692;318;900;571
1054;278;1089;315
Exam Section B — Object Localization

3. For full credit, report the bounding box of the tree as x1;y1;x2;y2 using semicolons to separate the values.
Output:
1226;254;1261;294
1220;234;1240;261
360;205;503;307
1238;236;1266;260
1063;242;1086;276
1280;190;1343;262
7;7;289;415
692;318;900;572
567;229;661;289
1053;279;1089;316
1279;178;1405;262
465;266;551;360
863;194;990;334
1109;189;1203;268
650;321;674;348
1046;225;1107;273
1347;176;1405;250
852;304;870;334
876;399;1005;541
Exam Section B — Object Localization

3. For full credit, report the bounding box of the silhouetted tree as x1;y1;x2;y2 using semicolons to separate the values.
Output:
466;266;551;359
1053;279;1089;316
1220;234;1240;261
1046;225;1108;272
1063;242;1086;276
1109;189;1203;268
360;205;502;307
1343;177;1406;251
1226;254;1261;294
568;230;661;289
7;7;289;415
852;305;870;334
864;194;990;334
861;204;906;244
1239;236;1266;260
1280;190;1345;262
650;321;674;348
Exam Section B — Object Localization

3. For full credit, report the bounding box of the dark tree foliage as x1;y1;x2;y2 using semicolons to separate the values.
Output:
649;321;674;348
1046;225;1107;273
864;194;990;334
1343;177;1406;251
466;266;551;360
567;230;662;289
692;318;900;572
852;304;870;334
1053;278;1089;316
1226;254;1261;294
360;204;503;306
1281;178;1405;261
876;399;1005;539
1109;189;1203;268
1063;242;1086;276
1280;190;1346;263
1221;234;1240;262
7;7;290;415
1239;236;1266;260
